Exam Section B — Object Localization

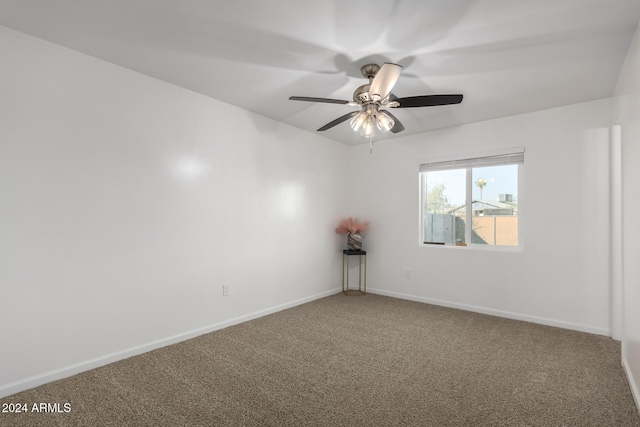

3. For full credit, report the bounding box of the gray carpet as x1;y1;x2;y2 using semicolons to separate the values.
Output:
1;293;639;426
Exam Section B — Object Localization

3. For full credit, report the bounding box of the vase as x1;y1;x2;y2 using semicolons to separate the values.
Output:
347;233;363;250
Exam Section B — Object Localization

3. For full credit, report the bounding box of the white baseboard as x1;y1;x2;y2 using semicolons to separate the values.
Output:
0;288;342;399
366;288;611;336
622;357;640;416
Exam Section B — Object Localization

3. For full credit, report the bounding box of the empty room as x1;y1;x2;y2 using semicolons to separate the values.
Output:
1;1;640;425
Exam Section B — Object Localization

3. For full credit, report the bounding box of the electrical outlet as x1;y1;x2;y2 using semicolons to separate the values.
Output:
223;283;231;296
404;269;411;279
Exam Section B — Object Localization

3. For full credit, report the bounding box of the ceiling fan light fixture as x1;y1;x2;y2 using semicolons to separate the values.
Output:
350;111;368;133
376;110;395;133
361;115;375;137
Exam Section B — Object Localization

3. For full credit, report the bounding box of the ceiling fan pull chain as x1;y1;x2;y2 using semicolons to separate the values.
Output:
369;135;373;154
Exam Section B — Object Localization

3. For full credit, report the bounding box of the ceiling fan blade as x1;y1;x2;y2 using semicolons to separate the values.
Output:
369;63;403;101
380;110;405;133
289;96;350;105
317;111;359;131
395;94;463;108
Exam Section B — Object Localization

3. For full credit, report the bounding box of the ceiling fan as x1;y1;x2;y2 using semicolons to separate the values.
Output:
289;62;463;145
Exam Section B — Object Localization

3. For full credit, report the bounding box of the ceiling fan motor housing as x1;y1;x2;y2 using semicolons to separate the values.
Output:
353;64;382;103
353;84;371;104
360;63;381;79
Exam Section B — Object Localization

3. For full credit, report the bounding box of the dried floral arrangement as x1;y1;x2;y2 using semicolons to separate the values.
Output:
335;217;370;235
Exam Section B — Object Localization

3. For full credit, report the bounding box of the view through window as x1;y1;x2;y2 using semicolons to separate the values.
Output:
420;150;523;247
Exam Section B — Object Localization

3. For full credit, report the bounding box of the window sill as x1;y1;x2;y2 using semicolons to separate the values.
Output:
420;243;523;253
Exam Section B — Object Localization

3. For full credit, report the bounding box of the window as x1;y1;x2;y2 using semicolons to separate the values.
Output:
419;148;524;248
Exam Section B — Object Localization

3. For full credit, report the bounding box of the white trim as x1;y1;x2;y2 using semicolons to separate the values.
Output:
622;357;640;415
611;125;624;342
418;172;426;246
465;167;472;243
0;288;342;399
418;146;525;168
367;288;611;336
517;159;525;249
419;243;523;252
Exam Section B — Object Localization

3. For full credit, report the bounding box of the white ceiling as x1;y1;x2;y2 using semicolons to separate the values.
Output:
1;0;639;145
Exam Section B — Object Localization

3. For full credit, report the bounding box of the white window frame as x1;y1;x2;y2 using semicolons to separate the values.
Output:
418;147;524;251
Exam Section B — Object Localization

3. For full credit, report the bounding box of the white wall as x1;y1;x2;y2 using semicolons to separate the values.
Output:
0;25;348;397
613;19;640;411
349;99;613;335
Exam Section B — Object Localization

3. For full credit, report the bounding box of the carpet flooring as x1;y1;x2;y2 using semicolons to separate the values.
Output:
1;293;639;426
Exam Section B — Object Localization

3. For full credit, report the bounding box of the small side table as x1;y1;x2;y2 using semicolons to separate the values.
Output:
342;250;366;295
